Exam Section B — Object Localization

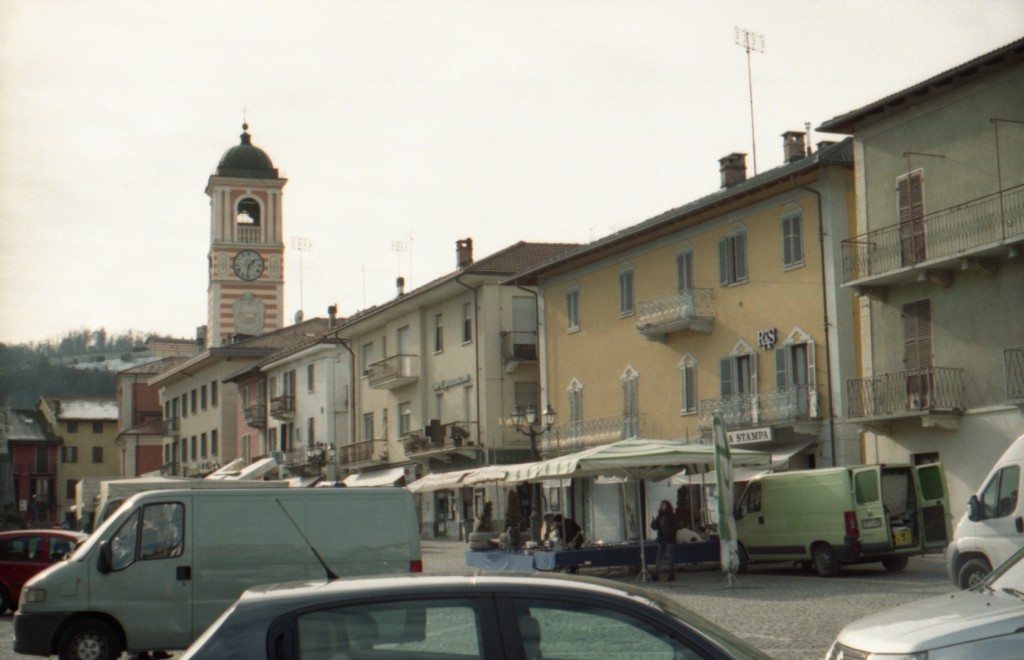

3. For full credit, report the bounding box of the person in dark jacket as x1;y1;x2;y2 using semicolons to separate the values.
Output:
553;514;584;549
650;499;679;581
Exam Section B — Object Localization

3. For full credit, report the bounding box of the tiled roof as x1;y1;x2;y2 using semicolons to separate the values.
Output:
118;356;190;377
4;409;56;443
819;36;1024;134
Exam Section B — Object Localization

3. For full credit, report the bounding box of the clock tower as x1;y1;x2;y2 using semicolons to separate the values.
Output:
205;124;287;346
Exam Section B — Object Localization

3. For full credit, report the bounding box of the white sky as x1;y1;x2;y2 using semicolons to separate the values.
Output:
1;1;1021;345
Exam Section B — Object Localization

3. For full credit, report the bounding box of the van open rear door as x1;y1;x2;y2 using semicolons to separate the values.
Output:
852;467;890;551
914;463;951;550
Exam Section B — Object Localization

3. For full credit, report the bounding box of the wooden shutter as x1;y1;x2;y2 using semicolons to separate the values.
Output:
783;214;803;267
734;233;748;282
677;251;694;293
718;239;730;285
898;171;926;265
903;300;933;371
720;358;733;396
775;347;789;388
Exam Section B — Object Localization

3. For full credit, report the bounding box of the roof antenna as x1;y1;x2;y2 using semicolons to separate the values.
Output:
735;27;765;175
275;498;339;581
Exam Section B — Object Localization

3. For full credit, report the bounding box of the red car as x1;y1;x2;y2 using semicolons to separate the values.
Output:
0;530;86;614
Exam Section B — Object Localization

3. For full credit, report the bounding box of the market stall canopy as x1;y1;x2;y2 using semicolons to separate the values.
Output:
505;438;771;483
668;440;813;486
405;462;538;493
341;465;406;488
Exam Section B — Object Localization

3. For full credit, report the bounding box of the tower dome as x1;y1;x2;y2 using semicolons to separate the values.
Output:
215;123;279;178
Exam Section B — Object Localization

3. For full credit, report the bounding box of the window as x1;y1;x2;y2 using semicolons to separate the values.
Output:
435;392;444;422
782;212;804;269
290;598;483;658
568;380;583;437
200;433;208;458
307;364;316;393
66;479;77;500
855;470;880;505
434;314;444;352
181;394;188;418
210;381;218;406
269;427;279;452
190;390;197;414
283;370;296;397
718;229;748;285
92;421;103;434
363;413;375;441
111;503;184;570
210;430;218;457
511;598;706;659
66;421;78;433
307;417;316;445
200;385;207;410
619;268;635;316
566;287;580;332
398;402;412;437
737;481;762;518
981;466;1020;519
462;302;473;342
62;447;78;463
679;354;698;415
676;248;694;294
362;342;375;377
190;436;197;461
92;446;103;463
720;351;755;396
775;336;816;418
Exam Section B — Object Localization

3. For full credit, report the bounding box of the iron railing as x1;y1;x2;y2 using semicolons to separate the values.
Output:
636;289;715;336
698;385;818;431
847;367;965;419
542;414;649;454
243;404;266;428
1006;348;1024;402
340;438;389;465
403;421;480;455
270;395;295;419
842;184;1024;283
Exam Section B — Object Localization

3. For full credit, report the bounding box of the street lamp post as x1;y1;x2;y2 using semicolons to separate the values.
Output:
511;403;556;543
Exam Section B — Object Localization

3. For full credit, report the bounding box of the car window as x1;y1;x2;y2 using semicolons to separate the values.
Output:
49;536;78;562
293;598;483;659
737;482;761;518
0;536;42;562
140;503;184;560
981;466;1019;519
854;470;880;505
110;510;141;571
512;598;706;659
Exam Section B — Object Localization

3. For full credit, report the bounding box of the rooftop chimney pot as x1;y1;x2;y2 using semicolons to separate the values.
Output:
456;238;473;269
782;131;807;164
719;153;748;188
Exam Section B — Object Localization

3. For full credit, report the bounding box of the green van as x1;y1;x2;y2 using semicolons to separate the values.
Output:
13;487;422;659
735;464;951;576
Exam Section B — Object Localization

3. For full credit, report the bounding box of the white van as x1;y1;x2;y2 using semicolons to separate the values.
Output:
946;433;1024;588
735;464;950;576
13;487;421;660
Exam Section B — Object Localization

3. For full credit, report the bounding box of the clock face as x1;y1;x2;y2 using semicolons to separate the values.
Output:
232;250;265;281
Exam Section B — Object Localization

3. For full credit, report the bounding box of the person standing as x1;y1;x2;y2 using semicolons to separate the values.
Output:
651;500;679;581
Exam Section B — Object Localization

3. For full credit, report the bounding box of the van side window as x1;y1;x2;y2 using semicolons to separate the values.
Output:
854;471;880;505
981;466;1019;519
111;511;141;571
738;482;762;518
140;503;185;560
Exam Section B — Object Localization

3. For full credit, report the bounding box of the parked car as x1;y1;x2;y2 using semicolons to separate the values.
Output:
182;574;770;660
0;530;85;615
827;544;1024;659
946;432;1024;589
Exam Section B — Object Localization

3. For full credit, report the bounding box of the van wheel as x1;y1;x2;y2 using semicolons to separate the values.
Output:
882;556;909;572
957;558;992;589
811;544;840;577
57;620;119;660
0;586;11;615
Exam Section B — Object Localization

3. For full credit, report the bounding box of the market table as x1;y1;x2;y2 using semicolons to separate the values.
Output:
466;538;721;572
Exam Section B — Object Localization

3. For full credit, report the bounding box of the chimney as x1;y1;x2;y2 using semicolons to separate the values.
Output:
396;277;405;298
456;238;473;269
328;304;338;327
719;153;747;188
782;131;807;163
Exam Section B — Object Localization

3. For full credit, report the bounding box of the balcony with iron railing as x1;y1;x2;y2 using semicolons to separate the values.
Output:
270;395;295;420
366;354;419;389
501;331;538;364
842;184;1024;288
541;413;649;455
244;404;267;428
636;289;715;339
402;421;481;456
161;417;180;438
340;438;389;467
698;385;819;432
1005;348;1024;404
847;367;965;421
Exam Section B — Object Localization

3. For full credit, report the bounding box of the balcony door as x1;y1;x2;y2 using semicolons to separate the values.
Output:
903;299;934;410
513;296;538;360
897;170;926;266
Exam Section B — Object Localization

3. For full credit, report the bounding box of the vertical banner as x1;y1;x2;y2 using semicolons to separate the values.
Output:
712;412;740;583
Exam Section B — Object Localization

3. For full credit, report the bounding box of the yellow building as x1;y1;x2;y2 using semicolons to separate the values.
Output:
511;133;858;540
37;397;120;525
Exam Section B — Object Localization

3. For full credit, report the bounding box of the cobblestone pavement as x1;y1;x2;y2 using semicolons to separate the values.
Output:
0;540;954;659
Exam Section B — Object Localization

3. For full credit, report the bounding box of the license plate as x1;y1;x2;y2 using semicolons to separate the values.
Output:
861;518;882;529
893;528;912;546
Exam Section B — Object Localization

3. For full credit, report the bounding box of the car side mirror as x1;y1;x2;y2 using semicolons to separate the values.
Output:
96;540;112;574
967;495;983;522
